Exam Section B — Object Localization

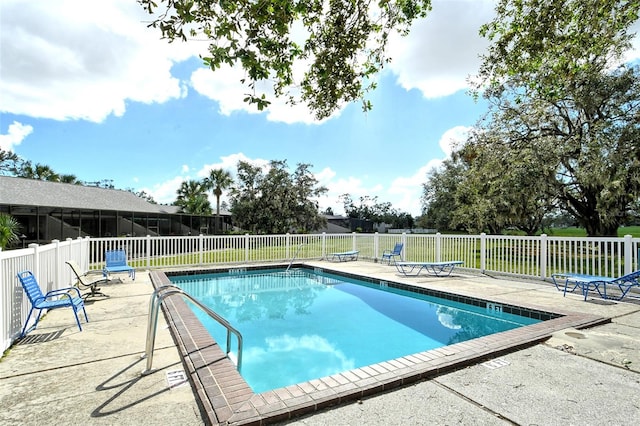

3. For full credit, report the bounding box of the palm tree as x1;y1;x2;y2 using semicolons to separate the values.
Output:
18;162;60;181
205;169;233;234
175;180;211;215
0;213;21;250
59;174;80;184
0;149;21;175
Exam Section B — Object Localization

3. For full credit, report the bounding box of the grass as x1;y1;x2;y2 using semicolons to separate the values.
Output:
545;226;640;238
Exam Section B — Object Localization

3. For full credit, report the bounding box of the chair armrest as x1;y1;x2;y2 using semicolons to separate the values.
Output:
45;287;82;299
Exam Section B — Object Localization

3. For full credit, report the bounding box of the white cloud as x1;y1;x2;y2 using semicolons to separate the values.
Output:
196;152;270;181
0;0;197;122
438;125;470;156
387;0;640;100
382;126;471;216
387;0;495;98
4;0;638;127
0;0;491;126
188;18;345;125
140;175;189;205
0;121;33;151
144;153;272;206
623;19;640;63
316;172;387;216
190;64;344;125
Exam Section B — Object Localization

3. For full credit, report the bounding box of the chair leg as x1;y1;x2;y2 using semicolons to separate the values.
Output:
618;284;636;300
582;284;589;301
71;307;83;332
20;307;36;337
83;285;109;299
81;306;89;323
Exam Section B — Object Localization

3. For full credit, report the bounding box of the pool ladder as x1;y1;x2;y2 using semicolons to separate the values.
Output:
141;284;243;375
286;243;304;272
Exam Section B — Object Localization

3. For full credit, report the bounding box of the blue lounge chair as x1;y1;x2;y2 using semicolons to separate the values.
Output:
551;270;640;301
17;270;88;337
329;250;359;262
381;242;403;264
103;249;136;280
395;261;464;277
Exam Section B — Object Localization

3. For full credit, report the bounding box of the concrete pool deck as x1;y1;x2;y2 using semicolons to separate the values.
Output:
1;261;639;425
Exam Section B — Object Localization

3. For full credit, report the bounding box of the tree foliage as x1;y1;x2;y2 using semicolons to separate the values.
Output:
128;189;157;203
1;150;112;187
0;213;21;250
448;129;555;235
205;168;234;233
229;160;327;233
340;194;414;228
469;0;640;236
17;162;60;181
0;149;21;176
139;0;431;119
175;179;212;215
420;158;466;232
476;0;639;100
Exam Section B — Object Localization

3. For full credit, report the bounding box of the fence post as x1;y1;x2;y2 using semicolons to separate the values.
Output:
52;239;62;289
401;233;407;261
77;237;84;271
624;234;633;275
480;233;486;273
244;234;250;262
29;243;40;281
198;234;204;266
435;233;442;262
145;235;152;269
286;233;291;260
322;233;327;258
374;232;379;260
540;234;548;279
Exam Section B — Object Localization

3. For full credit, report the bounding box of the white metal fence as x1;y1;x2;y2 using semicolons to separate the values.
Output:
2;232;639;352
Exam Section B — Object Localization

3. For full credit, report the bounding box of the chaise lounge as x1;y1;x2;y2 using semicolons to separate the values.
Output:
395;261;464;277
328;250;360;262
551;270;640;301
103;249;136;280
66;260;111;298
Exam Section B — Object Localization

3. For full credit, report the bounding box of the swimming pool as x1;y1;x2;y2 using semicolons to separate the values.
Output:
151;264;605;425
170;268;540;393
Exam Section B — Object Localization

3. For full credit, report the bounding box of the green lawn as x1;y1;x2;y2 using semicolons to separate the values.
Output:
545;226;640;238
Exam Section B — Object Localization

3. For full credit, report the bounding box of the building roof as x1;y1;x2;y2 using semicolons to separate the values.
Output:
0;176;179;214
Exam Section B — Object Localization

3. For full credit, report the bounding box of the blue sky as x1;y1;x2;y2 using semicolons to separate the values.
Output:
2;1;637;216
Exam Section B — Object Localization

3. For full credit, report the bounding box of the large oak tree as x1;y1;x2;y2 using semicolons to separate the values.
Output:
470;0;640;236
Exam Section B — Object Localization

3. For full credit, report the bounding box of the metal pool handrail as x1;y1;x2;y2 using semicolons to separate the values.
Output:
286;243;305;272
141;284;243;375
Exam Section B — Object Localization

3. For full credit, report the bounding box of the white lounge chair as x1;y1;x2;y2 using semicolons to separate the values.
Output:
66;260;112;298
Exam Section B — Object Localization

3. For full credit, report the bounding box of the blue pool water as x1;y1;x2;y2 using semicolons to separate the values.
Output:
171;269;540;393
